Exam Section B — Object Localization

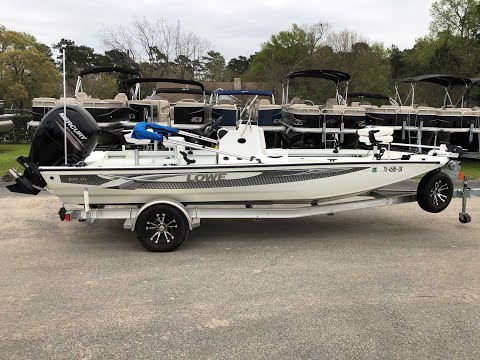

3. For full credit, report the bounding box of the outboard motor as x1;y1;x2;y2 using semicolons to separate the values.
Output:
6;105;99;195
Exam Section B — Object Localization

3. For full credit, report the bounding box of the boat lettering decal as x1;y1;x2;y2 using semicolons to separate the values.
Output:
63;176;89;183
54;117;85;151
186;173;227;182
191;117;203;123
356;121;366;127
384;166;403;173
59;112;88;140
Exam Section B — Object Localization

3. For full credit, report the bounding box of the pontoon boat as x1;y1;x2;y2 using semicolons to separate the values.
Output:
127;78;212;132
282;70;365;148
211;89;284;147
31;66;141;129
394;75;477;147
0;100;14;135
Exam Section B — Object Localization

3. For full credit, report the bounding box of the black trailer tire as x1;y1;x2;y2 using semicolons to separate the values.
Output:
417;171;453;213
135;204;189;252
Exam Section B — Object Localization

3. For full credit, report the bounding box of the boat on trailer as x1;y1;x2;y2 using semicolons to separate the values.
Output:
6;103;476;252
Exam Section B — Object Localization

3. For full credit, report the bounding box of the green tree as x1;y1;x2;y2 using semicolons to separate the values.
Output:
52;39;96;84
388;45;408;80
201;51;226;81
430;0;480;41
246;23;328;94
80;73;118;99
225;55;252;80
0;26;61;107
4;82;28;107
96;49;136;68
172;55;195;79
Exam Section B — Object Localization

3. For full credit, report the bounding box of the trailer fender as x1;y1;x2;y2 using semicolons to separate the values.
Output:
131;199;193;231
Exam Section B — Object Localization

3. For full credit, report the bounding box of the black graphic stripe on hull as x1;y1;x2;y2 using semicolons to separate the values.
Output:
60;167;369;190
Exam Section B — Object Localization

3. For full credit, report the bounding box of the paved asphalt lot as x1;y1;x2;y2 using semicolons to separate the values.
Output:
0;183;479;359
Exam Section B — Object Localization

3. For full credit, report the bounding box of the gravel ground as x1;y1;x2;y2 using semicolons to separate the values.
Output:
0;183;479;359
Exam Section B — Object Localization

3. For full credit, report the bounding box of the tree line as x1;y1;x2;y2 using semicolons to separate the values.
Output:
1;0;480;108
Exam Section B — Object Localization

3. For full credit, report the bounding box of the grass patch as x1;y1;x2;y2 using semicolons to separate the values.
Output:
0;144;30;176
460;159;480;180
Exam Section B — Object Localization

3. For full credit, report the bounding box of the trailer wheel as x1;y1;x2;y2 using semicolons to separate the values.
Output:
459;213;472;224
135;204;189;252
417;171;453;213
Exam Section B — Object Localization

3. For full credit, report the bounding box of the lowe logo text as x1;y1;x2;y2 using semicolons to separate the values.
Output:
187;173;227;182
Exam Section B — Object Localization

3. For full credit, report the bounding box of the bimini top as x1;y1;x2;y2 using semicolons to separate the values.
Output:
155;88;212;96
397;74;472;87
215;90;273;97
348;92;390;100
79;66;141;77
287;70;351;84
127;77;205;91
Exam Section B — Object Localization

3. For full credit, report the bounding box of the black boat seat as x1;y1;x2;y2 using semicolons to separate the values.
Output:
172;101;207;125
257;103;282;126
212;104;238;126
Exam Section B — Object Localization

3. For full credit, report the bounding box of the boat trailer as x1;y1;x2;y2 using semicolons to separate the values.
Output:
58;177;479;251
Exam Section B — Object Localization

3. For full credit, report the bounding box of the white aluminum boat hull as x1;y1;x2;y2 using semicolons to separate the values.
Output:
41;156;447;205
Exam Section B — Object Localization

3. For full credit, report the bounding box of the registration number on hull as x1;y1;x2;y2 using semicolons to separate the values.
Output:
384;166;403;173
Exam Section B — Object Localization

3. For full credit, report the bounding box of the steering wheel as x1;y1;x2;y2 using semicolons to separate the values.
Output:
203;116;224;138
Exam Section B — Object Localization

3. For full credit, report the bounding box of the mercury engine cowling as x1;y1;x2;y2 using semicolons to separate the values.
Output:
6;105;99;195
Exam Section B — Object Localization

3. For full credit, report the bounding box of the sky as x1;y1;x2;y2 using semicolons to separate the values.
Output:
0;0;435;60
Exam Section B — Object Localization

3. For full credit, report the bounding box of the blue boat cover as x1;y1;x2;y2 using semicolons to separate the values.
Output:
131;122;179;142
215;90;273;97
